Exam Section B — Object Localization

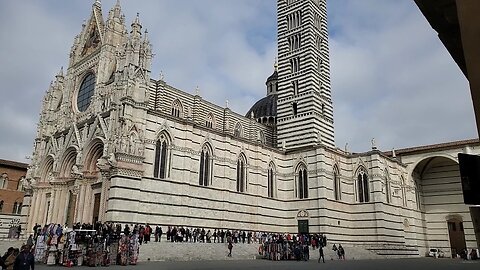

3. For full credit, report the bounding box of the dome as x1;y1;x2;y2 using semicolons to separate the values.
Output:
245;94;277;120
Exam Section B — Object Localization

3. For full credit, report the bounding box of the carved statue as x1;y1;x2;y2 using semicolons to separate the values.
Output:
71;165;83;177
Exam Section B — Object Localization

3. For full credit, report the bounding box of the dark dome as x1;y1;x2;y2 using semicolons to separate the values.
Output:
266;70;278;84
245;94;277;119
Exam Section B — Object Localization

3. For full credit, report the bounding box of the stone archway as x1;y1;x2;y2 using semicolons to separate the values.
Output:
412;156;475;257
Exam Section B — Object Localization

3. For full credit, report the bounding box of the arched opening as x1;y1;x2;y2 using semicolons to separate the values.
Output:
236;154;247;193
412;156;476;258
83;139;104;178
199;143;213;187
59;148;77;178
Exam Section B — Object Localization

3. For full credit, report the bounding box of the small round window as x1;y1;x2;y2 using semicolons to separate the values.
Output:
77;72;96;112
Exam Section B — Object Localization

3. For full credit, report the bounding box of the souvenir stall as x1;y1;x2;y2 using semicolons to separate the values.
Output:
32;224;140;267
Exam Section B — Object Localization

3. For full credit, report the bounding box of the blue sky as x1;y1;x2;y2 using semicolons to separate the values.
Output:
0;0;476;162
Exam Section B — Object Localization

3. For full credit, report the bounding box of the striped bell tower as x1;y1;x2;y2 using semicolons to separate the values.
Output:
276;0;335;150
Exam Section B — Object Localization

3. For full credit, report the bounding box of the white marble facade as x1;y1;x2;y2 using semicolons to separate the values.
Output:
23;0;479;257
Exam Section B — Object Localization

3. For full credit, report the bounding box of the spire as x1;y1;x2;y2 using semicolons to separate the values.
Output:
130;12;142;37
56;66;64;78
114;0;122;18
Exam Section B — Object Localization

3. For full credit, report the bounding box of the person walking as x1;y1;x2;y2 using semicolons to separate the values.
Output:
13;245;34;270
318;246;325;263
338;244;345;260
227;240;233;257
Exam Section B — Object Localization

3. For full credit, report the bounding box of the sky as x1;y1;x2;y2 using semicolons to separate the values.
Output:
0;0;477;163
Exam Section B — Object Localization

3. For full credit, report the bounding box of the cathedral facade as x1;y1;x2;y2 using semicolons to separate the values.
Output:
23;0;479;257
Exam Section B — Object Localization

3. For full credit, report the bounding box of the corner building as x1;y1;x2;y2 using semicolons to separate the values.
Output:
24;0;480;257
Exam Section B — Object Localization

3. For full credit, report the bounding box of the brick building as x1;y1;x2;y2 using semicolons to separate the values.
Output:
0;159;27;214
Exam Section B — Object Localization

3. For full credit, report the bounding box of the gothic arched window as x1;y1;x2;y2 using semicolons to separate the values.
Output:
12;202;17;214
171;99;183;118
357;167;369;203
333;165;341;201
401;176;407;207
296;164;308;199
385;169;391;204
236;154;247;193
199;144;212;187
0;173;8;189
154;134;170;179
206;113;214;129
415;180;422;210
268;163;276;198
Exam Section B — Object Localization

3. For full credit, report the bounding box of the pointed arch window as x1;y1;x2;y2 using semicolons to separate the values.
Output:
234;122;243;138
296;164;308;199
236;154;247;193
401;176;407;207
12;202;18;214
333;165;341;201
206;113;214;129
357;167;369;203
0;173;8;189
154;134;170;179
415;180;422;210
385;169;391;204
268;163;276;198
171;99;183;118
199;144;212;187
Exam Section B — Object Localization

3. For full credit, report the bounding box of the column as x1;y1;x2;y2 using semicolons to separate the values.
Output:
26;192;38;233
75;184;85;223
98;171;110;222
82;183;92;224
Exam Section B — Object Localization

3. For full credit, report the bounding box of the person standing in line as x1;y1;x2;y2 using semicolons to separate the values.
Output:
338;244;345;260
318;245;325;263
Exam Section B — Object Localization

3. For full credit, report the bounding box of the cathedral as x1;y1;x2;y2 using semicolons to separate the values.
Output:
23;0;479;257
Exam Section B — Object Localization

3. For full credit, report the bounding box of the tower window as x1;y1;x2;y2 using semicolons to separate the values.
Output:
292;102;298;115
290;57;300;73
296;165;308;199
288;34;301;51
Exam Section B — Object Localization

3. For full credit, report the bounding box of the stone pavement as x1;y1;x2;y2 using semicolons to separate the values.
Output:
0;238;25;253
34;258;480;270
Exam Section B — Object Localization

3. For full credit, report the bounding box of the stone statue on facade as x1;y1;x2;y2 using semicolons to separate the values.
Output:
71;165;83;178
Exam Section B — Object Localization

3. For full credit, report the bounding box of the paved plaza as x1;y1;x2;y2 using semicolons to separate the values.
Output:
33;258;479;270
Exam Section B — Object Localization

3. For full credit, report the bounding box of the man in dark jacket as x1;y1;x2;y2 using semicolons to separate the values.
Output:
13;245;34;270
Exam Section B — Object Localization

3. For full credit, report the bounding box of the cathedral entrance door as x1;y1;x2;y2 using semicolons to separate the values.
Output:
447;218;466;258
92;193;101;223
298;220;309;234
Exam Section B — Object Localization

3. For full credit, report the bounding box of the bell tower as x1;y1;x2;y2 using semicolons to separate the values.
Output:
276;0;335;149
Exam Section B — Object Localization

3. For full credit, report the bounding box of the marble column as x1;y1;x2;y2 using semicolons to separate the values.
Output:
26;192;37;232
98;171;111;222
75;184;85;223
82;183;93;224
